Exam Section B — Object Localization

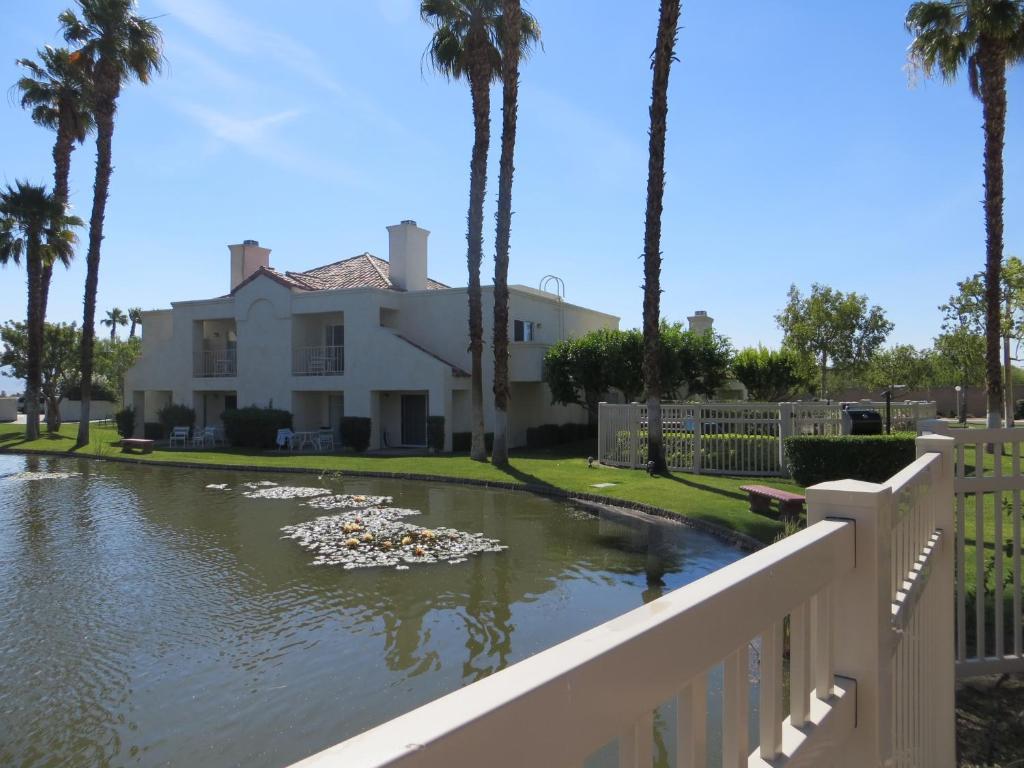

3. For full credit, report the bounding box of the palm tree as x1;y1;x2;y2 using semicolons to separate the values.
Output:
491;0;540;467
127;305;142;338
14;45;93;322
102;307;127;340
642;0;681;473
421;0;538;461
907;0;1024;428
60;0;163;447
0;182;81;440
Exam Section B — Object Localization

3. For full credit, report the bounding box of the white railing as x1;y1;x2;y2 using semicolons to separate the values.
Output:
599;401;938;477
193;348;236;377
289;435;956;768
919;422;1024;677
293;345;344;376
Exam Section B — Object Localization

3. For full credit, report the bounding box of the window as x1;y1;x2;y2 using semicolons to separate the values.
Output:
325;324;344;348
513;320;534;342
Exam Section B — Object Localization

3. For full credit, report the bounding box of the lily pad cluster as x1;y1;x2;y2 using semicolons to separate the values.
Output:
281;507;506;570
305;494;394;510
242;484;332;500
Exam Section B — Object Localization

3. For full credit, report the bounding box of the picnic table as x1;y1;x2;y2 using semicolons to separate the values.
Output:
120;438;155;454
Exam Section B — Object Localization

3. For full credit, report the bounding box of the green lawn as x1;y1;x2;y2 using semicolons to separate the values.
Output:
0;423;799;545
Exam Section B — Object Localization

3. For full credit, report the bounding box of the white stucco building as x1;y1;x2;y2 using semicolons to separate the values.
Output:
124;220;618;450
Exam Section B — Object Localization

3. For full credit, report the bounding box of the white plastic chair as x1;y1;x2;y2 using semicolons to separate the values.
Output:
192;426;216;448
169;426;190;448
276;428;295;451
317;429;334;452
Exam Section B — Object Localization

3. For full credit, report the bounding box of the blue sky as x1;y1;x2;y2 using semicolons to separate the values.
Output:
1;0;1022;393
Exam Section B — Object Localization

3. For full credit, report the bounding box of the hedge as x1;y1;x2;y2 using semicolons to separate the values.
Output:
65;380;117;402
143;422;164;440
114;406;135;438
157;403;196;437
525;422;597;450
452;431;494;453
341;416;372;452
222;406;292;449
427;416;445;453
785;434;917;486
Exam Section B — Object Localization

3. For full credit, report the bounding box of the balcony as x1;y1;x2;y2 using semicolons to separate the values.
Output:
293;345;344;376
194;349;236;377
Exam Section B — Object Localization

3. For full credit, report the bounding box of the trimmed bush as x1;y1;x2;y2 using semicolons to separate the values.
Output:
525;422;597;450
452;431;494;453
65;380;117;402
143;422;164;440
222;406;292;449
157;403;196;438
114;406;136;438
427;416;445;453
785;434;916;486
341;416;372;452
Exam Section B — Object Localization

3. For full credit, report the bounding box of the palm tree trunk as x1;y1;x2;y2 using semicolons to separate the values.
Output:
642;0;680;474
41;128;76;323
491;0;522;468
25;232;44;441
978;37;1006;430
129;320;137;338
466;68;491;462
77;84;118;448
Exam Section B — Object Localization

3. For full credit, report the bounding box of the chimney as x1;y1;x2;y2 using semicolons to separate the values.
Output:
688;310;713;335
386;220;429;291
229;239;271;291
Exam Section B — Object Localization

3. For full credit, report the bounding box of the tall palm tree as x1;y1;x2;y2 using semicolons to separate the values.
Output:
127;305;142;338
60;0;163;447
642;0;681;473
14;45;93;322
102;307;127;340
0;182;81;440
421;0;538;461
907;0;1024;428
491;0;540;467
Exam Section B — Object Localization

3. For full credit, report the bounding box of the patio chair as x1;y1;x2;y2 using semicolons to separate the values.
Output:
192;426;216;448
317;428;335;452
276;428;295;451
169;426;191;448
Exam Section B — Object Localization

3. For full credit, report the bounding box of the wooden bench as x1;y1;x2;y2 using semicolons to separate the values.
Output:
739;484;806;519
120;438;155;454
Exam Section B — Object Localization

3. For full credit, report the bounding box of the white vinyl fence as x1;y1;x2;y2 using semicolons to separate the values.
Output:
920;422;1024;678
599;401;937;477
289;435;956;768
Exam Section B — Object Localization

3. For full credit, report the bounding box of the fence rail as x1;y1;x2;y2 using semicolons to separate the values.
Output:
599;400;937;477
293;345;344;376
289;435;956;768
193;348;236;377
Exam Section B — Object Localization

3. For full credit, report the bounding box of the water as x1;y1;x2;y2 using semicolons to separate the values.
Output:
0;454;742;767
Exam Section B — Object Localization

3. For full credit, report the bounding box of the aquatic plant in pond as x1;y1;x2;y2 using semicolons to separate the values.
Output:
306;493;394;509
281;507;506;570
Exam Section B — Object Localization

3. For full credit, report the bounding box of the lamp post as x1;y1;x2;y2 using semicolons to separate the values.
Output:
881;384;907;434
955;385;963;425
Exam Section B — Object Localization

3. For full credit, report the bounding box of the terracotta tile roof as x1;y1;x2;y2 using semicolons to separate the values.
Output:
285;253;448;292
394;334;469;377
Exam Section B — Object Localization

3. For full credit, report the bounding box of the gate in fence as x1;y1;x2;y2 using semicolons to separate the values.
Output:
599;400;937;477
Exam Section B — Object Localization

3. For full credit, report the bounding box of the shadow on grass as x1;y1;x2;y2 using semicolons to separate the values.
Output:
492;461;558;491
660;471;749;503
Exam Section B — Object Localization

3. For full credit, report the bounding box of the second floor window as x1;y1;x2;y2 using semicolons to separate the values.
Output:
325;324;344;348
513;320;534;342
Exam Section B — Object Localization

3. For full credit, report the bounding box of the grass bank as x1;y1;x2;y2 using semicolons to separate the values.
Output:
0;422;798;546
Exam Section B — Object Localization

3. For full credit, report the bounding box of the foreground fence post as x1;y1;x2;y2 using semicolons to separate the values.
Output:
778;403;793;475
806;478;892;767
916;434;956;763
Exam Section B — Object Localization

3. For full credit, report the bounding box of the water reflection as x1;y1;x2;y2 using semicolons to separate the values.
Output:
0;454;741;768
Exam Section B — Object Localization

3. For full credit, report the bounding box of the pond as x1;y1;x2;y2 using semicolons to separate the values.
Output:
0;454;744;767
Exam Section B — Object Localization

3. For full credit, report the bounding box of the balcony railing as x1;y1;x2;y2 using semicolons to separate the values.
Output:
293;345;344;376
194;348;236;377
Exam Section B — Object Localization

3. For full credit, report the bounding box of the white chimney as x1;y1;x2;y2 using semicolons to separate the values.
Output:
688;310;713;335
386;220;429;292
229;239;271;291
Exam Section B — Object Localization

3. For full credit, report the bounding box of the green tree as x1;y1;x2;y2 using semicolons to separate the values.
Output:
421;0;538;462
101;306;126;340
0;321;82;431
0;181;81;440
934;329;986;389
14;46;93;321
776;283;893;399
640;0;681;473
658;323;734;399
60;0;163;447
864;344;936;390
127;305;142;338
491;0;540;467
907;0;1024;427
93;336;140;405
543;329;643;423
732;345;806;401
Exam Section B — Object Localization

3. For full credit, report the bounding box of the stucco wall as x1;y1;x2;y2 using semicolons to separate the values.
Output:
0;397;17;422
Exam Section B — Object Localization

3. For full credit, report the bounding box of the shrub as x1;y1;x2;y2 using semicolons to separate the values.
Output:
525;422;597;450
114;406;135;438
157;403;196;437
427;416;445;453
65;379;117;402
341;416;372;452
785;434;917;486
144;422;164;440
222;406;292;449
452;431;494;453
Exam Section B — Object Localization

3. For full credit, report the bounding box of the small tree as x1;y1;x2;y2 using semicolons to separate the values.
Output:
1;320;81;431
732;345;806;401
776;283;893;398
92;336;140;405
864;344;936;391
